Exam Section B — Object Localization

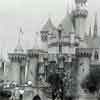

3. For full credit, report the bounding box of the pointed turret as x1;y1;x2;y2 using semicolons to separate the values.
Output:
14;28;24;53
93;13;98;38
60;13;73;33
71;0;88;38
41;17;55;33
33;32;39;49
89;25;92;37
9;28;26;61
8;28;26;84
40;17;53;51
40;17;55;51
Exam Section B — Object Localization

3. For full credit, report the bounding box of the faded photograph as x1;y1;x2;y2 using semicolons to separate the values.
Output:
0;0;100;100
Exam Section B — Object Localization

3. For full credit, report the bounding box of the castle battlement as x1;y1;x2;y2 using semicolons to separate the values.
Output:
8;53;26;62
72;9;88;18
76;48;92;57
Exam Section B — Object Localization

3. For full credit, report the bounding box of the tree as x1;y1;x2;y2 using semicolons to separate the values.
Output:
47;73;64;100
81;67;100;100
0;90;12;100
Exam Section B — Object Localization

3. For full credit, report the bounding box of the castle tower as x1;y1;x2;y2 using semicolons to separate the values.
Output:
27;32;41;87
8;28;26;84
76;48;92;100
27;49;39;86
40;18;55;52
72;0;88;39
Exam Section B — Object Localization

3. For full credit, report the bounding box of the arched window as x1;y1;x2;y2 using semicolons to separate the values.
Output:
94;50;99;60
33;95;41;100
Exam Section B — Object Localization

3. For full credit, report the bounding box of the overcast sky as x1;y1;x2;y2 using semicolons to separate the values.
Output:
0;0;100;59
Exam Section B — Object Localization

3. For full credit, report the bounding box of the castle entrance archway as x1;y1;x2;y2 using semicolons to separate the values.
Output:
32;95;41;100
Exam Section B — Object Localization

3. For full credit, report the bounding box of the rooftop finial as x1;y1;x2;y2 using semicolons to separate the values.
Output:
14;27;24;53
93;13;98;38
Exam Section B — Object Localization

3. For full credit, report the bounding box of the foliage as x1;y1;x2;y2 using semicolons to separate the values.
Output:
0;90;12;98
47;73;64;100
47;73;63;90
81;67;100;94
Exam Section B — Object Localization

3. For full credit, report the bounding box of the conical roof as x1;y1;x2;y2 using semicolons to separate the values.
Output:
33;32;39;49
14;40;24;53
8;38;26;61
60;14;73;33
14;29;24;54
41;18;56;32
93;13;98;38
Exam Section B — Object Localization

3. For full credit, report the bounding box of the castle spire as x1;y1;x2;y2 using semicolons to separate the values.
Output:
33;32;39;49
75;0;88;10
93;13;98;38
72;0;88;38
89;25;92;37
66;0;70;14
0;47;3;61
71;0;74;12
14;27;24;53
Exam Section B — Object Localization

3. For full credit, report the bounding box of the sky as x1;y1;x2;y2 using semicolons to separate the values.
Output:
0;0;100;59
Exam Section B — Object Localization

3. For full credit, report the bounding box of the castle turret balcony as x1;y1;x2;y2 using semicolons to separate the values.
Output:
76;48;92;57
27;49;39;58
72;8;88;18
8;53;26;62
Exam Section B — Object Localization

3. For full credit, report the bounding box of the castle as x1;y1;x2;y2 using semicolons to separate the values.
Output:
0;0;99;100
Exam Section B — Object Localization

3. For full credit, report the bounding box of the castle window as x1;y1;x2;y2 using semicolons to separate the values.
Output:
41;33;48;41
94;50;99;60
33;95;41;100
